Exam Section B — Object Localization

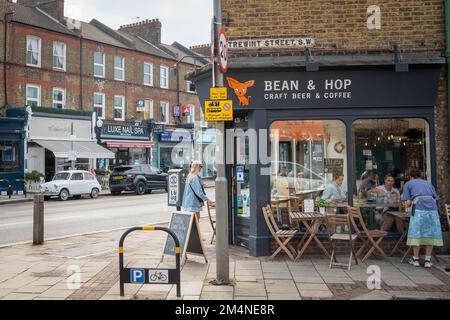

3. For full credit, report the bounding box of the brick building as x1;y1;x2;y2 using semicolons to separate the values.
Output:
0;0;211;178
192;0;450;256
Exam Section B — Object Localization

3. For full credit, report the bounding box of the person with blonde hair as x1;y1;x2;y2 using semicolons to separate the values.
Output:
182;160;214;221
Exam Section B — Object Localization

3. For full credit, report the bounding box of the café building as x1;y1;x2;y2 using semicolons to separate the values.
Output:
192;52;444;256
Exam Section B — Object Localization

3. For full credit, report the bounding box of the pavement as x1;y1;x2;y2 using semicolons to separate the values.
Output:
0;214;449;300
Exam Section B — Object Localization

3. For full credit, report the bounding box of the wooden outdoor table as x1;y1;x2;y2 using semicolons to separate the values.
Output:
289;212;330;261
271;197;291;223
386;211;410;257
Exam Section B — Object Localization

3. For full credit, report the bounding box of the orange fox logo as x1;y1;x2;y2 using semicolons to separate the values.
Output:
226;77;255;106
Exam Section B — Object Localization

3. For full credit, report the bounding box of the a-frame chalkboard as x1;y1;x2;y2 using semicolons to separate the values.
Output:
163;212;207;264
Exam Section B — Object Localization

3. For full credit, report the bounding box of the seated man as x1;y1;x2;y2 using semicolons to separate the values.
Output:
370;175;404;232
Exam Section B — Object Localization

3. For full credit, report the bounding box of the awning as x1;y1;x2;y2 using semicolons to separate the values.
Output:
33;139;115;159
103;140;155;148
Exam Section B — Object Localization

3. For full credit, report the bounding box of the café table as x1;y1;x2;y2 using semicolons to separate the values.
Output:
289;211;330;262
271;196;292;223
386;210;410;257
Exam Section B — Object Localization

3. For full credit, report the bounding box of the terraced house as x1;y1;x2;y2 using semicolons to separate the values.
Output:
0;0;211;189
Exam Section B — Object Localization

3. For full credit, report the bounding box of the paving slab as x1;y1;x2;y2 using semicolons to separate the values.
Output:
299;289;334;298
268;293;301;300
296;283;330;291
234;282;267;297
264;280;298;294
200;291;234;300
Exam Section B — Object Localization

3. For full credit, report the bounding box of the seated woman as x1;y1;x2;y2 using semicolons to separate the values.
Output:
321;171;347;204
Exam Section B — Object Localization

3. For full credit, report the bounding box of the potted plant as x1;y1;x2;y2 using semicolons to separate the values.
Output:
315;197;328;214
25;171;44;193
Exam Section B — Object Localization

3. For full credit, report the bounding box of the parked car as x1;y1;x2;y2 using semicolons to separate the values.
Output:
40;170;101;201
109;165;168;195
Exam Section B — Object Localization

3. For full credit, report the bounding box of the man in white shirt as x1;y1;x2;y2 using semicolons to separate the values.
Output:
370;175;404;232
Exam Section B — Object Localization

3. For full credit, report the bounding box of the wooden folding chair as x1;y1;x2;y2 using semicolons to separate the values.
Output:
262;205;298;261
206;201;216;244
326;214;358;270
348;206;390;262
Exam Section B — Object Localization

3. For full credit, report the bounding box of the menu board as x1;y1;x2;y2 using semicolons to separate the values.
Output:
324;158;344;175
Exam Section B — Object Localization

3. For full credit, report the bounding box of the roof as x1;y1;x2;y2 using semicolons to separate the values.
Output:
115;31;176;60
80;21;129;49
189;51;445;80
161;42;210;65
11;3;76;36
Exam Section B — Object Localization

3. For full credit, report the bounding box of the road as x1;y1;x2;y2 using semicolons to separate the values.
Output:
0;189;214;246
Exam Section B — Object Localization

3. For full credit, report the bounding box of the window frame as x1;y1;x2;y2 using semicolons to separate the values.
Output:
160;65;169;89
52;41;66;71
144;62;154;86
52;88;66;109
186;80;196;93
94;92;105;120
26;84;41;107
144;99;154;120
94;51;105;78
187;104;196;124
160;101;170;124
114;95;125;121
26;35;42;68
114;55;125;81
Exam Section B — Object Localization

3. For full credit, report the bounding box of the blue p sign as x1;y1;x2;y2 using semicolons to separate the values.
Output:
130;269;145;284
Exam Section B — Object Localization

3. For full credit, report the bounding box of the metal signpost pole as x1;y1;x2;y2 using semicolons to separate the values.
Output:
213;0;229;285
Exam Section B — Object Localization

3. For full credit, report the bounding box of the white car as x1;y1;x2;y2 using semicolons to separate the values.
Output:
40;170;102;201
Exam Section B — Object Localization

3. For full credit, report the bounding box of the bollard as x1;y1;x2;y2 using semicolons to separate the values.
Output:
33;194;44;245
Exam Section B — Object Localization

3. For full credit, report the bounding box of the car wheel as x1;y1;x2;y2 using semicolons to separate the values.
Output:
135;181;146;195
90;188;99;199
59;189;69;201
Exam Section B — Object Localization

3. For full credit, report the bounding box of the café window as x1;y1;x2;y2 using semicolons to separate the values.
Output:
0;141;20;173
270;120;347;203
352;118;431;203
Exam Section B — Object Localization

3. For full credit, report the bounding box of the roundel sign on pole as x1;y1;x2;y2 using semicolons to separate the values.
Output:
218;28;229;73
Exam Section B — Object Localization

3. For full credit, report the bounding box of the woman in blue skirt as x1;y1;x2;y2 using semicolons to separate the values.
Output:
401;170;443;268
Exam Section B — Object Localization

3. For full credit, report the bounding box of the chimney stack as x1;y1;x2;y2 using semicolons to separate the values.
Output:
119;18;161;45
18;0;65;23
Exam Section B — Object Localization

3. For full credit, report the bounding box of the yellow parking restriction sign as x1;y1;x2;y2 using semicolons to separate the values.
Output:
204;100;233;121
210;87;228;100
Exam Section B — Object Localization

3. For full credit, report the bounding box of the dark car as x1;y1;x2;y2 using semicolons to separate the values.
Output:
109;165;168;195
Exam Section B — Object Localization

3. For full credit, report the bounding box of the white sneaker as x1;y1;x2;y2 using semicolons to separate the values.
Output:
408;258;420;267
424;260;433;268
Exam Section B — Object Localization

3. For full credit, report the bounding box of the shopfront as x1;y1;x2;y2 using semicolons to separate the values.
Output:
158;129;194;172
0;117;26;194
25;113;114;181
100;123;154;168
193;54;443;256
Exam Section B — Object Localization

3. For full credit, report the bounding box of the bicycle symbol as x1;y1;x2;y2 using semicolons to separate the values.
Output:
150;271;168;282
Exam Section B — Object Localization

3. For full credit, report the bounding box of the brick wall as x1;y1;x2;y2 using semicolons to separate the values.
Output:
222;0;450;204
2;22;202;125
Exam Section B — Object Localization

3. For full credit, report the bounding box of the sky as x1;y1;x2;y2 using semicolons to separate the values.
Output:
65;0;213;47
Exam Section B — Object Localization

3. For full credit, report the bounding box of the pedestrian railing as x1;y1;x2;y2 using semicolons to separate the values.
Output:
118;226;181;297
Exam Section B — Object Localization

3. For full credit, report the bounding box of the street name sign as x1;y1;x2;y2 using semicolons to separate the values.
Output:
204;100;233;122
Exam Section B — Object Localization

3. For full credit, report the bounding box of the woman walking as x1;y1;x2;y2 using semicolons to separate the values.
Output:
402;170;443;267
182;160;214;221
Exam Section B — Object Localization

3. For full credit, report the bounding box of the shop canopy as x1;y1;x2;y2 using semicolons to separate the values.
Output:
33;139;115;159
102;140;155;148
271;120;326;141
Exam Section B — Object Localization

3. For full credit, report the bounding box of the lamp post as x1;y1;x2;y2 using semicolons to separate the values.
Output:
95;119;103;144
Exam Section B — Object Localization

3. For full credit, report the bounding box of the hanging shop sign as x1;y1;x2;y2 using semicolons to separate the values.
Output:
136;99;145;112
101;124;149;140
210;87;228;100
173;105;181;117
228;37;315;50
160;131;194;143
182;105;191;116
204;100;233;122
212;68;441;110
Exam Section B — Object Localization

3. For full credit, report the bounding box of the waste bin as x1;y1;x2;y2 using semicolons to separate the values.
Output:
167;169;188;210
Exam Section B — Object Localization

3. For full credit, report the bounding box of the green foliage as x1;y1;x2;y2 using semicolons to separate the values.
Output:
95;168;111;176
25;171;44;182
315;197;328;208
32;106;93;117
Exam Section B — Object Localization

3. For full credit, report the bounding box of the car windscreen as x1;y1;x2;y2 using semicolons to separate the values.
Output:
53;172;70;180
112;166;135;174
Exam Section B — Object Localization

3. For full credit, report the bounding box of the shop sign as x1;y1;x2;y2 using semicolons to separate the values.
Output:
173;105;181;117
101;124;149;140
150;123;165;134
324;159;344;175
216;68;441;110
30;116;91;140
182;105;191;116
204;100;233;122
210;87;228;100
236;166;244;183
160;131;193;143
228;37;315;50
